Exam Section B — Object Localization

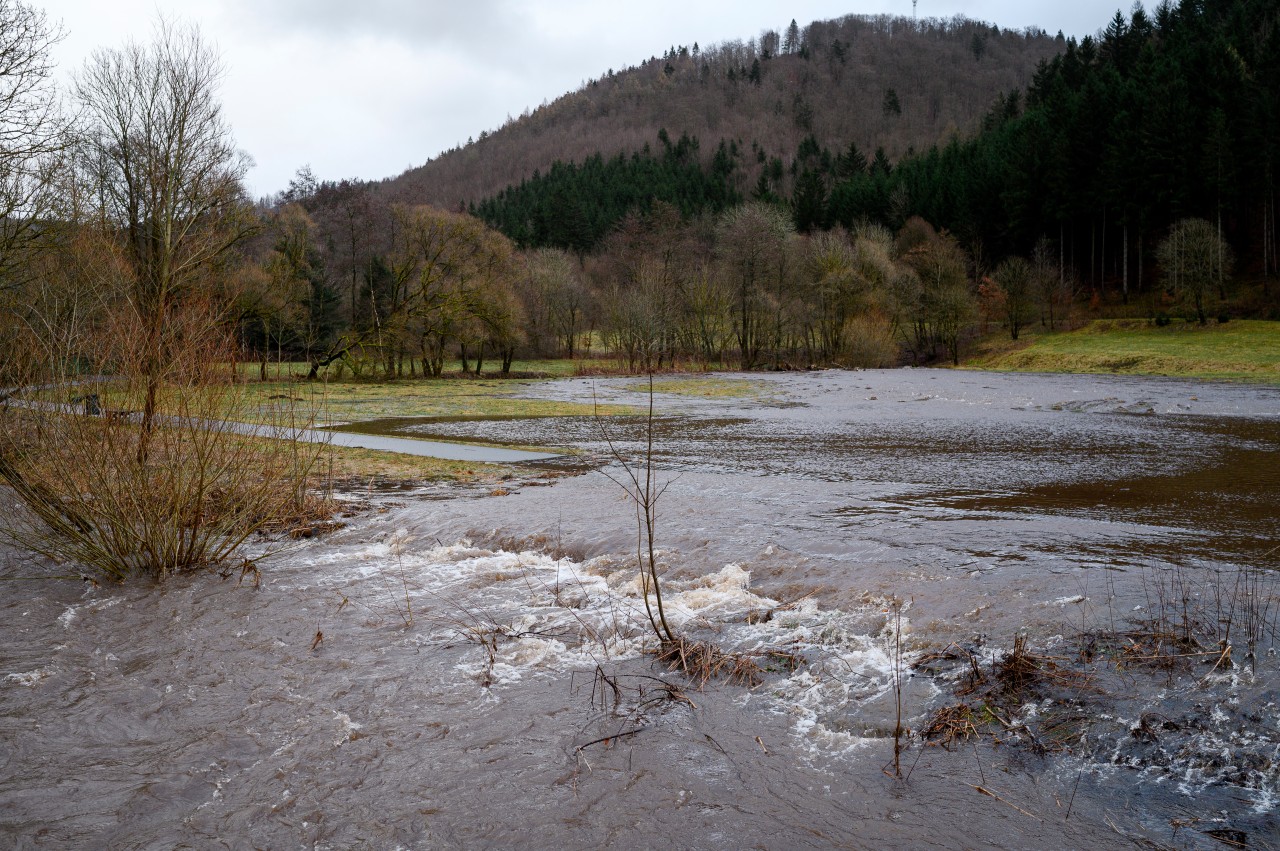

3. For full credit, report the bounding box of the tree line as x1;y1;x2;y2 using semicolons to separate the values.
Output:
240;187;1063;375
881;0;1277;303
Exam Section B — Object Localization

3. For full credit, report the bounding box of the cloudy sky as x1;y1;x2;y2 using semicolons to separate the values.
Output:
36;1;1138;198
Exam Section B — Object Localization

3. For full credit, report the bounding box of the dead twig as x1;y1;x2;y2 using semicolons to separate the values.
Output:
970;785;1043;822
576;727;648;752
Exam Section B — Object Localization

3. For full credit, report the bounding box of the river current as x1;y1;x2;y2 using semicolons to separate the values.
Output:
2;369;1277;848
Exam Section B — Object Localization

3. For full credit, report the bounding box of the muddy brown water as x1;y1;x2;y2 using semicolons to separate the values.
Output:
2;369;1277;849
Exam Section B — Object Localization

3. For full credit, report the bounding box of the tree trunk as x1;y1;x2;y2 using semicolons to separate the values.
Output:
1137;230;1143;296
1090;220;1096;291
138;372;159;466
1122;223;1128;303
1217;208;1226;300
1059;222;1065;288
1100;207;1106;294
136;308;163;466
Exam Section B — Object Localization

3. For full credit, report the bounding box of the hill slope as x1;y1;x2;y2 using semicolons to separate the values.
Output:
382;14;1065;209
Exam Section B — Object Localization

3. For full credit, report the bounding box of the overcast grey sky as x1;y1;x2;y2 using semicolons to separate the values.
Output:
36;1;1138;198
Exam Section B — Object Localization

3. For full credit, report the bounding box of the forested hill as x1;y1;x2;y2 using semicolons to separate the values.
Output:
464;0;1278;294
380;14;1064;210
883;0;1280;288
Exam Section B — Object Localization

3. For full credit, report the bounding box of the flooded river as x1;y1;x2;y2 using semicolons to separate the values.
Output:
2;369;1277;848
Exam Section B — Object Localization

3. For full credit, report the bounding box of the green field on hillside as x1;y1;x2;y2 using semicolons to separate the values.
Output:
967;319;1280;383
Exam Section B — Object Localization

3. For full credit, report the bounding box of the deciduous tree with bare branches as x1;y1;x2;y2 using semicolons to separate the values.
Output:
0;0;65;297
73;17;254;460
1;19;321;582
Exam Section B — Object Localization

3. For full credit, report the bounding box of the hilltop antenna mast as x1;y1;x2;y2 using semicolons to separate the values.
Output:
912;0;917;22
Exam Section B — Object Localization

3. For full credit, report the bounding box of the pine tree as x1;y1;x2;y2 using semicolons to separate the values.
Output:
783;19;800;54
882;88;901;118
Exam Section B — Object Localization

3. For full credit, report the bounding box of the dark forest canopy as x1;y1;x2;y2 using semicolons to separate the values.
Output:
886;0;1279;291
471;132;743;255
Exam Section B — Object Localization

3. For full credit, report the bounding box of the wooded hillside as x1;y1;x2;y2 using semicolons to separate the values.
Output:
382;14;1065;210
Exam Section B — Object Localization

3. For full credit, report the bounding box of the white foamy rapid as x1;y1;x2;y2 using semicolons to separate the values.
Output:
293;531;926;757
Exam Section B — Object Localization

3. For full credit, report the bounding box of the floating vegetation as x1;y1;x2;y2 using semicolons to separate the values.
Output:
918;562;1280;811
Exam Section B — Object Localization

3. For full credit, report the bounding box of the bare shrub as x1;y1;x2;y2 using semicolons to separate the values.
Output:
0;19;331;581
592;375;807;694
843;311;899;367
595;373;678;644
0;299;329;582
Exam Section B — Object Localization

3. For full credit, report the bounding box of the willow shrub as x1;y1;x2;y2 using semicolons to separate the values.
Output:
0;306;329;582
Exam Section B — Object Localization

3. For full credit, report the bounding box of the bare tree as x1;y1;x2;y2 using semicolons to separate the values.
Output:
715;202;794;369
230;205;318;378
805;229;861;361
73;18;253;460
390;205;484;376
991;255;1033;340
1032;236;1071;330
895;217;976;364
677;260;732;367
0;0;66;295
524;248;587;358
1;18;327;582
1156;217;1233;325
594;203;695;369
453;223;523;374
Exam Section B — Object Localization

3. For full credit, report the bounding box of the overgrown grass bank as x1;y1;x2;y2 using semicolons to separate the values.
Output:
239;378;635;426
43;372;635;427
320;444;512;486
966;319;1280;383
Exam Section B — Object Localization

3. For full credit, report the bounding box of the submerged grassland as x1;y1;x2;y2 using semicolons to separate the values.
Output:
317;444;512;485
239;377;634;426
38;371;636;428
20;371;602;487
622;375;785;401
968;319;1280;383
